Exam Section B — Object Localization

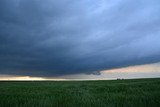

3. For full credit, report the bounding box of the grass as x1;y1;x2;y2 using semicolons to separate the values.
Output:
0;78;160;107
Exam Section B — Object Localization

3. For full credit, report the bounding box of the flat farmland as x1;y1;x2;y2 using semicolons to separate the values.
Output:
0;78;160;107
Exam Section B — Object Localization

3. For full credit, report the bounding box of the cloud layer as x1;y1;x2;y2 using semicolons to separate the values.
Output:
0;0;160;77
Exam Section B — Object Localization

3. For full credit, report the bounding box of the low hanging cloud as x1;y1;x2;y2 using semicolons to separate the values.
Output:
0;0;160;77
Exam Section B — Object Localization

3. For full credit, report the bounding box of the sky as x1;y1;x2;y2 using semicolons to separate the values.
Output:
0;0;160;80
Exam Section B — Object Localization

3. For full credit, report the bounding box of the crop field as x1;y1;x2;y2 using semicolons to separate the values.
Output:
0;78;160;107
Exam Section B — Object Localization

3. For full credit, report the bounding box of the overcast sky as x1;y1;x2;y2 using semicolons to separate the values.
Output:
0;0;160;78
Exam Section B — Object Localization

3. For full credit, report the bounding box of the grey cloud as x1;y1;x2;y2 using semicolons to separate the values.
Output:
0;0;160;77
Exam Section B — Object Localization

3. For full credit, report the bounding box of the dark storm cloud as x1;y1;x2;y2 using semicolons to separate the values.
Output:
0;0;160;77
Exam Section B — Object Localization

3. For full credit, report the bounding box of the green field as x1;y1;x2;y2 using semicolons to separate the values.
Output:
0;78;160;107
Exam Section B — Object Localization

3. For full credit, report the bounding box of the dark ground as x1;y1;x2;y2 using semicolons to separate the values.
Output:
0;78;160;107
